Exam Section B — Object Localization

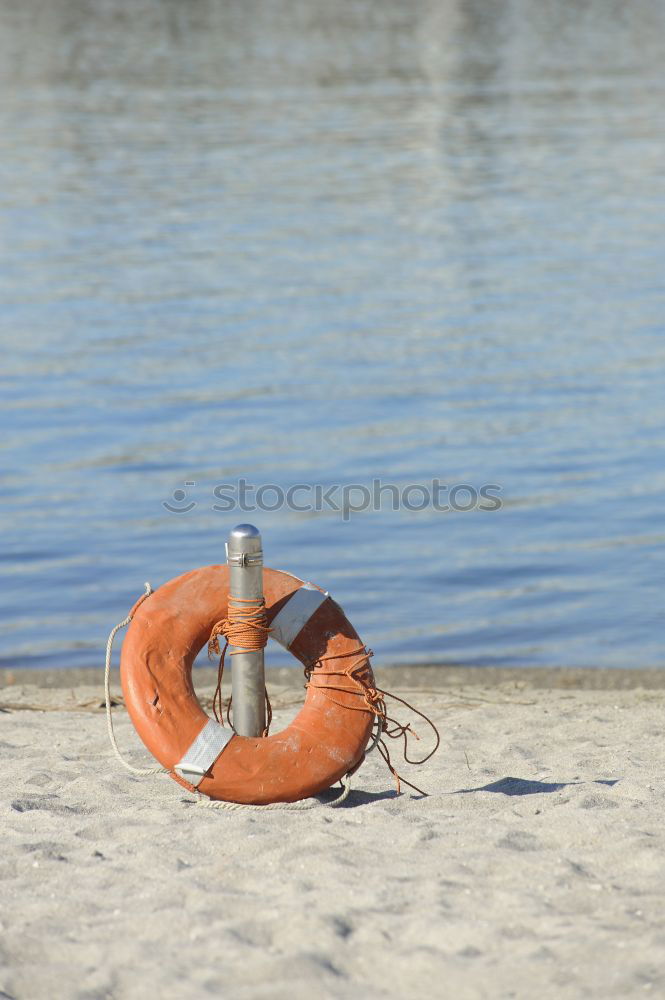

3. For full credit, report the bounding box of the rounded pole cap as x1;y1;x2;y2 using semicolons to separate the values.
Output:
230;523;261;540
228;524;262;558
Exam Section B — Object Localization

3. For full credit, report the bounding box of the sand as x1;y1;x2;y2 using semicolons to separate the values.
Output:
1;668;664;999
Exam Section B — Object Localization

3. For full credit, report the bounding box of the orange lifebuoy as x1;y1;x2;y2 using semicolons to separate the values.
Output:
120;564;375;804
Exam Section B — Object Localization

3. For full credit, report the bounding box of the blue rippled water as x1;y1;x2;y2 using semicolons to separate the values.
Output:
1;0;664;671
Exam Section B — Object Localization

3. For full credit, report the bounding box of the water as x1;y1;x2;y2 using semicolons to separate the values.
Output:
1;0;664;672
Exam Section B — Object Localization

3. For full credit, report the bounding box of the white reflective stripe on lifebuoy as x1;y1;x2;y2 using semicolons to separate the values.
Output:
174;718;234;787
270;583;329;649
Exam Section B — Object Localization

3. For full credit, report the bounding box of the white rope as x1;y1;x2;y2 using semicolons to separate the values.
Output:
193;771;352;812
366;717;383;755
104;582;168;776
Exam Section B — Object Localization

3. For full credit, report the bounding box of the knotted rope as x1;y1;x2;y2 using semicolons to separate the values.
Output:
207;596;272;734
305;646;440;796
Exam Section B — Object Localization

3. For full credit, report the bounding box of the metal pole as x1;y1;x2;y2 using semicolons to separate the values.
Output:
227;523;266;737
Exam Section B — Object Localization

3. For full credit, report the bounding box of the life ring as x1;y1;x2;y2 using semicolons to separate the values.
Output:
120;564;375;804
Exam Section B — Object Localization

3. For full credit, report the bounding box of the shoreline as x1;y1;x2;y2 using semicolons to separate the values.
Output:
2;663;665;690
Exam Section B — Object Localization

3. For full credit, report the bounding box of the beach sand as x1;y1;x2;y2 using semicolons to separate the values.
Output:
2;667;664;999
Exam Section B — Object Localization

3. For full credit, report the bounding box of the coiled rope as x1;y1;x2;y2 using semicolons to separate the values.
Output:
208;596;272;733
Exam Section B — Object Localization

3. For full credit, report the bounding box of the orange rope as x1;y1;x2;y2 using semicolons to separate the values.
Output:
305;646;440;796
208;597;272;736
206;610;440;790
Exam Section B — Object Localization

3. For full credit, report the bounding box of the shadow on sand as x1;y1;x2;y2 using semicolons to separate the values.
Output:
453;776;619;796
320;788;402;808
